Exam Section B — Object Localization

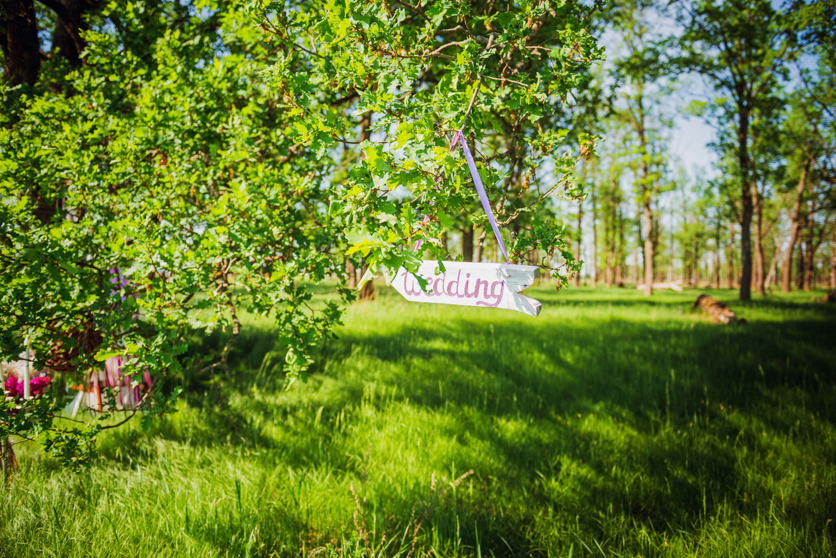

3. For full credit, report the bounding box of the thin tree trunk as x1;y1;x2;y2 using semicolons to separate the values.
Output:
346;260;357;289
642;200;653;295
461;225;474;262
737;103;753;301
804;209;815;291
796;232;806;290
474;229;486;263
574;200;583;287
605;200;614;288
636;203;643;285
830;226;836;290
752;180;765;295
727;222;736;288
669;209;675;282
616;204;624;285
636;81;654;297
592;180;598;288
692;239;699;286
782;160;809;292
764;229;785;291
574;164;588;287
357;111;374;300
713;220;721;288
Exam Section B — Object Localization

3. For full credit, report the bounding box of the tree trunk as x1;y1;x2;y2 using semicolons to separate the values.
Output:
574;199;583;287
782;160;809;293
461;225;474;262
797;234;806;290
592;180;598;288
636;82;653;296
764;230;784;291
715;225;721;287
636;204;643;285
346;260;357;289
49;0;91;67
474;229;486;263
692;238;699;286
642;200;653;296
669;214;675;282
357;265;375;300
752;180;765;296
1;0;41;86
831;226;836;290
804;209;815;291
357;111;374;300
605;202;613;288
727;222;736;288
616;205;624;285
737;102;753;301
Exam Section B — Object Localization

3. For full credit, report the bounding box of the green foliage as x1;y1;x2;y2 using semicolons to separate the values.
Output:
0;0;348;463
255;0;603;274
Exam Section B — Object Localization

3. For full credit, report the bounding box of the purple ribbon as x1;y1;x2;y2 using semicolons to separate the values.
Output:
451;130;509;263
414;131;509;263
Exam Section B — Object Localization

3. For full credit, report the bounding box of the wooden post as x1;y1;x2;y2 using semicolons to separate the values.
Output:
22;334;30;400
1;361;6;483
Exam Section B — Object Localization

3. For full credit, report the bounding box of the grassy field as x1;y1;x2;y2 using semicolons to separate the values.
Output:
2;284;835;557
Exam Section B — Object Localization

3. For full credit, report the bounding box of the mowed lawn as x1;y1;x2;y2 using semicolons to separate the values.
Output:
2;285;835;557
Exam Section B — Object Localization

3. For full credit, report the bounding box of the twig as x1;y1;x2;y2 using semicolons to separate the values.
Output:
479;73;529;89
460;77;482;132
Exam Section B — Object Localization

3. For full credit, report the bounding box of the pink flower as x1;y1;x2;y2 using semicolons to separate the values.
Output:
3;373;51;400
29;376;52;396
4;374;23;398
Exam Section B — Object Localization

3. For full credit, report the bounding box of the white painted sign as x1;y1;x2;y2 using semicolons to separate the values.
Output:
388;261;542;317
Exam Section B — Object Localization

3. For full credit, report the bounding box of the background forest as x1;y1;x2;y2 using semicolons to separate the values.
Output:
1;0;835;557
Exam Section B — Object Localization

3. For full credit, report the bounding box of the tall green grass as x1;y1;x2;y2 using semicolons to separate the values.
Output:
2;286;835;557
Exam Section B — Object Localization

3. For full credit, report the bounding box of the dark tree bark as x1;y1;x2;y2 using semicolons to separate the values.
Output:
591;179;598;288
574;199;583;287
616;204;624;285
605;200;613;288
796;234;806;290
712;220;721;288
727;222;736;288
636;204;643;285
803;210;815;291
42;0;94;66
752;179;765;295
1;0;40;85
474;228;485;263
782;160;809;292
461;224;473;262
637;82;654;297
830;227;836;290
737;102;754;301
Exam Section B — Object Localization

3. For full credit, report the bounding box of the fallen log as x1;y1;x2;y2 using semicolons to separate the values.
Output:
636;280;684;292
691;294;746;324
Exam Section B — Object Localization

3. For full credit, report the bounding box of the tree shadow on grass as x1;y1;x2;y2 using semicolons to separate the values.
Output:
101;292;836;555
308;301;835;550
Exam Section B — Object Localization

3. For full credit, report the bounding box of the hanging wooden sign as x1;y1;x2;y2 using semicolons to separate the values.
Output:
389;261;541;317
